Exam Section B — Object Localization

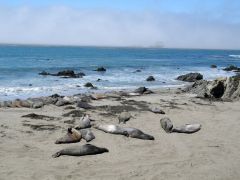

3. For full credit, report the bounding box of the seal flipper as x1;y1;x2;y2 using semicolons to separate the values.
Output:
52;151;61;158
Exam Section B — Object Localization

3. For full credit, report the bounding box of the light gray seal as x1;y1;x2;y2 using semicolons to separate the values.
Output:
79;129;95;142
94;124;154;140
118;111;132;124
160;117;201;134
172;124;201;134
75;114;91;129
52;144;109;158
55;128;82;144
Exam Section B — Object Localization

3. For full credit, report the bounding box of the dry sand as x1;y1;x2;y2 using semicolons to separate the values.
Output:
0;89;240;180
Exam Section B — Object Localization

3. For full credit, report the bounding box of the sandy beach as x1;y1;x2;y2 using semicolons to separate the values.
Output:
0;88;240;180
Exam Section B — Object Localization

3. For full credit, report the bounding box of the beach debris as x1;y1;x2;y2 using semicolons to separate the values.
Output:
21;113;55;121
62;110;84;117
52;144;109;158
160;117;201;134
75;114;92;129
176;72;203;82
146;76;155;81
94;66;106;72
118;111;132;124
79;129;95;142
149;107;165;114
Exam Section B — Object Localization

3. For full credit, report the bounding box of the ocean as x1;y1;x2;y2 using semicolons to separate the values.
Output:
0;45;239;100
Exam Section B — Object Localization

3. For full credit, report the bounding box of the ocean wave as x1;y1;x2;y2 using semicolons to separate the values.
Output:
229;55;240;59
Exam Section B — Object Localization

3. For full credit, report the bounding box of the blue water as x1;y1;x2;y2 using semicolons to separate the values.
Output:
0;45;240;100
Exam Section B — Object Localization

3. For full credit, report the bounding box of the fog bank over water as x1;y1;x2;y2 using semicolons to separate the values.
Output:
0;5;240;49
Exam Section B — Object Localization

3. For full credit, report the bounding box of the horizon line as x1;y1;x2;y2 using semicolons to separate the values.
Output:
0;42;239;51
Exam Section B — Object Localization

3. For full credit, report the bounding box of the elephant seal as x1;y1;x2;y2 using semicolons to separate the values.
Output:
79;129;95;142
93;124;128;136
160;117;173;133
172;124;201;134
52;144;109;158
118;112;131;124
75;114;91;129
55;128;82;144
94;124;154;140
160;117;201;134
124;127;154;140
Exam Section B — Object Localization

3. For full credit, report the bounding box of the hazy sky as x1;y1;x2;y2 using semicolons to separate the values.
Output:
0;0;239;49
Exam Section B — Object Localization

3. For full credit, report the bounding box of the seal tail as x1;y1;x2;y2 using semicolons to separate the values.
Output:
140;133;155;140
52;151;61;158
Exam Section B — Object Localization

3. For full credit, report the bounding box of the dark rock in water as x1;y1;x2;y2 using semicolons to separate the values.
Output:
146;76;155;81
56;70;81;78
134;87;153;94
223;65;240;72
39;71;50;75
22;113;55;120
78;72;86;76
77;101;93;109
29;84;32;86
211;64;217;68
97;78;102;82
84;82;94;88
94;67;106;72
133;69;141;73
39;70;82;78
176;73;203;82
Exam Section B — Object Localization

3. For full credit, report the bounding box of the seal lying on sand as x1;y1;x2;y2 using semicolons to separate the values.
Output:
160;117;201;134
118;112;132;124
172;124;201;134
52;144;109;158
79;129;95;142
94;124;154;140
55;128;82;144
75;114;91;129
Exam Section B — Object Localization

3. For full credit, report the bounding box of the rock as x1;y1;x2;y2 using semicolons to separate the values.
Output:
97;78;102;82
176;73;203;82
50;94;61;98
78;72;86;76
56;70;81;78
146;76;155;81
223;65;240;72
149;107;165;114
77;101;93;109
133;69;141;73
118;112;131;124
211;64;217;68
39;71;50;75
94;67;106;72
84;82;94;88
32;102;44;109
133;87;153;95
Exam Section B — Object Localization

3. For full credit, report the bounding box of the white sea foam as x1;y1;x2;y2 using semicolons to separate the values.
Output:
229;55;240;59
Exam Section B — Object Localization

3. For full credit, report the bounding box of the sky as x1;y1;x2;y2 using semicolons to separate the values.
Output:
0;0;239;49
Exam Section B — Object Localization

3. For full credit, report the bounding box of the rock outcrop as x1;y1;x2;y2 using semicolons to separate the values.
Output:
176;73;203;82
